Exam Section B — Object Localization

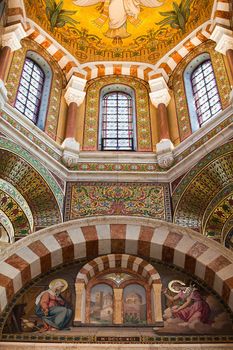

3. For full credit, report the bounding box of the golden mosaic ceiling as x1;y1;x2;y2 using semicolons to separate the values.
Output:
24;0;214;63
172;142;233;244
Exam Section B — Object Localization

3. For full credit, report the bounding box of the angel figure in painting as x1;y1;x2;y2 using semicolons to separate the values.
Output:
73;0;163;41
163;280;211;324
35;279;72;332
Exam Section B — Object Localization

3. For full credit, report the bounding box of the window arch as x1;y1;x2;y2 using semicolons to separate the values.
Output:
184;53;222;132
99;84;136;151
14;51;52;130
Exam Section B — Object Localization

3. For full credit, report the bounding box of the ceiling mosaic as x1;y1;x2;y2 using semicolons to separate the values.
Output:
24;0;214;63
173;142;233;241
0;149;62;229
0;189;31;239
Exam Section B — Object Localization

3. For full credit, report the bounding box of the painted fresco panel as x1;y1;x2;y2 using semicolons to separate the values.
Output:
1;261;232;343
90;284;113;324
123;284;146;325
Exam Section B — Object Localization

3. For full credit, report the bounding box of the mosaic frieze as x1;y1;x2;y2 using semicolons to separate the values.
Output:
0;137;64;209
65;182;171;221
169;41;231;141
6;38;66;140
83;76;152;152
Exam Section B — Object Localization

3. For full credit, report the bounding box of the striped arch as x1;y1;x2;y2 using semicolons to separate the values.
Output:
0;216;232;316
76;254;161;286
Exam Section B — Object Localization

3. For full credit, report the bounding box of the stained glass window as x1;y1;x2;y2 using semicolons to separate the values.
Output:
191;60;221;126
101;92;134;151
15;58;45;124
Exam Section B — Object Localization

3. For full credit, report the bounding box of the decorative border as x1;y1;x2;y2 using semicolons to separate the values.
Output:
1;112;61;162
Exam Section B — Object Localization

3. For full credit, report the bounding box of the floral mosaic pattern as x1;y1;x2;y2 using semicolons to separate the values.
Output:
6;38;66;140
83;76;152;151
65;182;171;221
0;189;31;237
173;142;233;231
169;41;231;141
0;139;63;228
0;137;64;209
0;179;33;229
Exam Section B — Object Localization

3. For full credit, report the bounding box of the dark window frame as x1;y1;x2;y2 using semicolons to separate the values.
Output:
191;59;221;127
15;58;45;124
101;91;134;151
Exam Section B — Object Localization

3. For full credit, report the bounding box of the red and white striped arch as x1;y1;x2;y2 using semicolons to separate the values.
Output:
76;254;161;286
6;0;232;82
0;216;232;314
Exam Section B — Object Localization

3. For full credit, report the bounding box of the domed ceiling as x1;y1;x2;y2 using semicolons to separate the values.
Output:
24;0;214;63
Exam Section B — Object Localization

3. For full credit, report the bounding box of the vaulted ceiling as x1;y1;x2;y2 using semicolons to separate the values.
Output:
24;0;215;63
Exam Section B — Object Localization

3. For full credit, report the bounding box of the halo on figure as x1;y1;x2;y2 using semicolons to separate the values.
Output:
49;278;68;293
168;280;186;293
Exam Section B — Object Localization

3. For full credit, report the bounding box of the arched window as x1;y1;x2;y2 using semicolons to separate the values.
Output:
15;58;44;124
14;52;52;130
184;54;222;132
99;85;136;151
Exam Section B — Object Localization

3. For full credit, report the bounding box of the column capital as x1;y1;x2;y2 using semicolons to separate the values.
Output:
64;76;87;106
149;77;171;107
210;25;233;55
2;23;27;51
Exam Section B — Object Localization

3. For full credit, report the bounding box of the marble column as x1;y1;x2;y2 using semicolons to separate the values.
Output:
62;76;86;165
152;283;163;323
113;288;123;324
210;26;233;103
0;23;26;109
74;281;86;325
149;77;174;169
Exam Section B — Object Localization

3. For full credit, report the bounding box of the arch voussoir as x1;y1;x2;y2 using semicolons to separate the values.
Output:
0;217;232;313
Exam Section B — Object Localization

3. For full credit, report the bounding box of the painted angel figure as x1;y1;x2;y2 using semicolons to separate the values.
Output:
73;0;163;39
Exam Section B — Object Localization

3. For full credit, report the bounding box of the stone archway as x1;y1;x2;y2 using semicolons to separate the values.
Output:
0;216;232;318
